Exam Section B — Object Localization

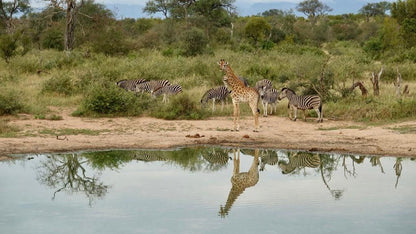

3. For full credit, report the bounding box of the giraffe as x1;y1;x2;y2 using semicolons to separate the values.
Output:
219;148;259;218
218;59;260;132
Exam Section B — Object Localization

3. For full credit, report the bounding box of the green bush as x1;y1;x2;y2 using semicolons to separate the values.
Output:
363;37;383;59
91;27;130;55
41;28;64;50
0;89;25;115
76;85;150;116
0;34;18;62
181;27;208;56
42;74;75;95
150;94;205;120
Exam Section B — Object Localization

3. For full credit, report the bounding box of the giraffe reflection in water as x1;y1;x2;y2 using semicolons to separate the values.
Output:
219;148;260;218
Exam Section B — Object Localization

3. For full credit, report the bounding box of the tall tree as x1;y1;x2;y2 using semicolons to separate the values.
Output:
0;0;30;32
391;0;416;25
359;1;391;22
44;0;85;51
296;0;332;25
391;0;416;47
244;16;271;47
143;0;173;19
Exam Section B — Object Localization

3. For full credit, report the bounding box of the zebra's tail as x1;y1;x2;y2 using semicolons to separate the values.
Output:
257;108;260;114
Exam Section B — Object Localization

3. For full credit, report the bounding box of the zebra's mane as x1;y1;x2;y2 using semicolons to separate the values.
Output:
282;87;296;94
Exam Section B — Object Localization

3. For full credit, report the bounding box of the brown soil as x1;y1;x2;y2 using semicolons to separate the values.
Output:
1;109;415;157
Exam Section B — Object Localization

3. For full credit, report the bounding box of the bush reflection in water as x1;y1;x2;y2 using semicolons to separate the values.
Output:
31;147;415;212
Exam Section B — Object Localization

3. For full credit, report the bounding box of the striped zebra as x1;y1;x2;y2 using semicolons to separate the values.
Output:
116;79;147;91
255;79;273;91
135;80;171;93
259;150;279;171
202;148;231;166
278;88;323;123
258;87;279;117
278;152;321;174
200;86;231;112
238;77;249;87
152;84;182;103
133;152;168;162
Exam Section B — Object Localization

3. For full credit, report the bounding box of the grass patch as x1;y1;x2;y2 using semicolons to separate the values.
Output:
389;125;416;134
318;125;366;131
0;120;20;137
38;128;109;136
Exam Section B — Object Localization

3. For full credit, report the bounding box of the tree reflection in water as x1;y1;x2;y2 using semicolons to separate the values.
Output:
33;148;415;207
36;153;109;206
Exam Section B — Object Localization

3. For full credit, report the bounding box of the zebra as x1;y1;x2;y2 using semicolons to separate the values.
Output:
116;79;147;92
278;152;321;174
200;86;231;112
152;84;182;103
202;148;232;168
278;87;323;123
133;152;168;162
135;79;171;94
258;87;279;117
255;79;273;91
238;77;249;87
259;150;279;171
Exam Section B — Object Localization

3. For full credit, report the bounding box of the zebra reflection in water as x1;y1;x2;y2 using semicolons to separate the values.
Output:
259;150;279;171
201;148;231;171
278;151;321;174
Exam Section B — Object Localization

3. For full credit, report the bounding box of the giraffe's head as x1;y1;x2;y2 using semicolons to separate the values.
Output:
218;59;229;71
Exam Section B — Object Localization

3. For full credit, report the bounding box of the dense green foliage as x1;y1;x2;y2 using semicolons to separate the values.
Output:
0;0;415;123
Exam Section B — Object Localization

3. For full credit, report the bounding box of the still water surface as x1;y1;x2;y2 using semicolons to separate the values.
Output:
1;147;415;234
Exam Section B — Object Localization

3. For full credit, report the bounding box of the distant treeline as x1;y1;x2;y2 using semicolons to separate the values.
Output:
0;0;415;62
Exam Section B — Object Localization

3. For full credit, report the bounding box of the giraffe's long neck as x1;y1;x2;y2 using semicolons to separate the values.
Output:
220;185;246;217
220;151;259;217
223;66;245;90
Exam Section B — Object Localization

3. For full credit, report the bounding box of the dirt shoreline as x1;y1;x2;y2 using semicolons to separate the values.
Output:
1;111;415;157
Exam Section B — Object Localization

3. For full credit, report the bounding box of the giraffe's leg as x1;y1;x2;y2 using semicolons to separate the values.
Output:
236;102;240;131
233;148;240;174
249;100;259;132
232;101;238;131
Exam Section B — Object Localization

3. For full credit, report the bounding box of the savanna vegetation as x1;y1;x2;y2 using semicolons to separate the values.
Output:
0;0;415;127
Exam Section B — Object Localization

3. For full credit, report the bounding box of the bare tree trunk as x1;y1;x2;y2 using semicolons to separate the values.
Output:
64;1;77;51
370;67;383;96
394;68;402;98
351;81;368;97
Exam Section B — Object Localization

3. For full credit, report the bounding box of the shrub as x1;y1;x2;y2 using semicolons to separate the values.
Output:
41;28;64;50
42;74;75;95
0;89;25;115
363;37;383;59
76;85;150;116
180;27;208;56
0;34;18;62
150;94;205;120
90;27;130;56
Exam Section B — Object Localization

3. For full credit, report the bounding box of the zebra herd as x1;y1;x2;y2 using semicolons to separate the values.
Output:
116;78;182;103
200;78;323;122
116;76;323;122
